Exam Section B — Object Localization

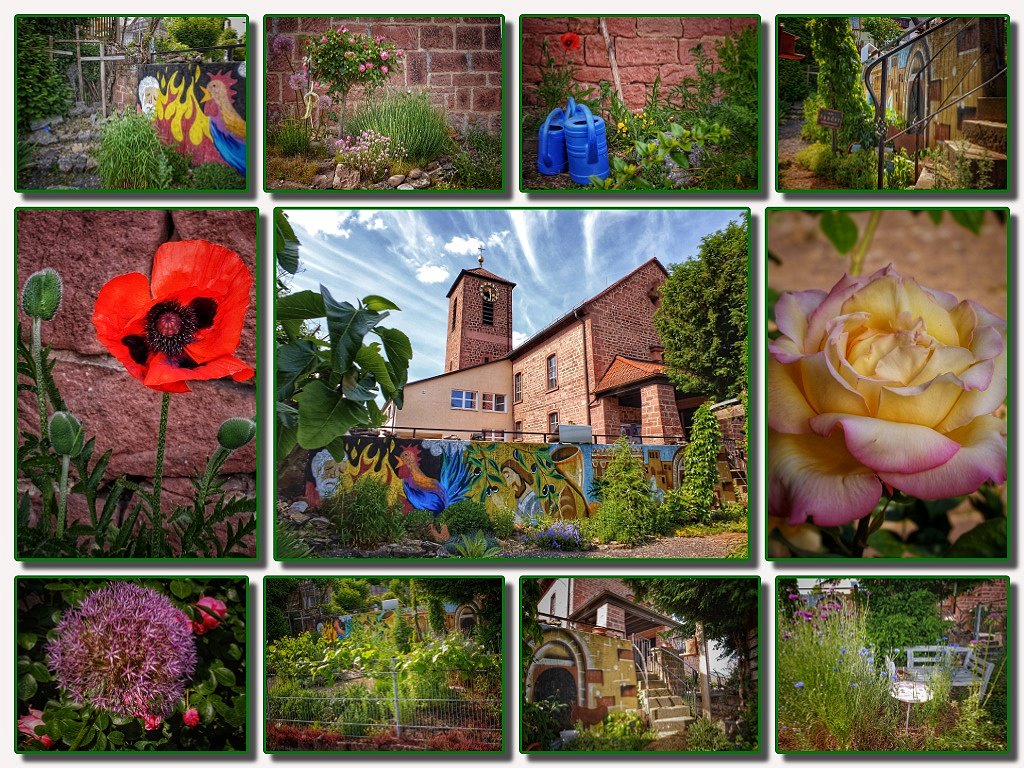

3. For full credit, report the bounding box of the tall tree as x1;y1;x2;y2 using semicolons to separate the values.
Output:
418;578;503;652
655;217;749;401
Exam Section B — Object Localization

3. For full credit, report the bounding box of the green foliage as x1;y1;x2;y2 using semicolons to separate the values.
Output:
268;117;313;157
97;111;169;190
160;144;193;187
166;17;227;52
568;711;657;751
925;693;1006;751
16;578;246;752
795;142;875;189
322;476;405;549
589;438;660;545
274;520;312;560
447;531;502;558
777;58;811;107
441;499;493;536
452;125;503;190
685;717;731;751
16;20;73;130
192;162;246;190
391;613;413;654
655;217;749;400
522;698;566;749
804;20;874;148
264;579;301;642
348;90;454;164
488;504;516;539
427;596;446;635
327;579;371;614
863;589;952;662
860;17;905;48
403;508;436;540
681;403;721;522
417;577;503;653
526;38;598;122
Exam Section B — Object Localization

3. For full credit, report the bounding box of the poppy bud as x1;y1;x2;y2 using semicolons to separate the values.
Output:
217;417;256;450
183;708;200;727
21;268;63;320
48;411;84;457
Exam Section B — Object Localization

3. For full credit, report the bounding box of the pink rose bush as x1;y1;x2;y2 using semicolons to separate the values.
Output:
768;265;1006;527
18;709;54;749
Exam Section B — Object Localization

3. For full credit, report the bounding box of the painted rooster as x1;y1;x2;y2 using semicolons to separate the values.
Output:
395;445;471;515
200;71;247;176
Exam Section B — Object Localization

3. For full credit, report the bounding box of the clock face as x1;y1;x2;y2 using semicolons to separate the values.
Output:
480;283;498;301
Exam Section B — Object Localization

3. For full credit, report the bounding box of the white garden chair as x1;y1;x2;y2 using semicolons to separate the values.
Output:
886;656;932;735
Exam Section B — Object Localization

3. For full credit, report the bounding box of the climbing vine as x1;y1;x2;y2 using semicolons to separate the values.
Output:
806;18;873;149
682;403;721;519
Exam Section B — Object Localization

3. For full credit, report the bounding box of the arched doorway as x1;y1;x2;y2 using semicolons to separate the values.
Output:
534;667;576;729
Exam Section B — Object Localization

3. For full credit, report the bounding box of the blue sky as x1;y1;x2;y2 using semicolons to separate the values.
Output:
283;208;745;383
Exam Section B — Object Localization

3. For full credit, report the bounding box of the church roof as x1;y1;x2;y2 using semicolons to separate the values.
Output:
592;355;668;395
445;266;517;297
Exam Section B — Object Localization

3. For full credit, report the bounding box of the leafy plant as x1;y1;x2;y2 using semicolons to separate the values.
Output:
447;531;501;558
97;110;168;190
452;125;503;189
522;698;567;749
192;162;246;190
685;716;731;751
568;711;656;751
526;37;598;124
884;147;915;189
166;17;228;52
804;20;874;149
681;403;721;520
348;90;453;164
440;499;492;536
16;19;73;130
335;128;406;182
322;476;405;549
268;117;312;157
589;438;659;546
488;504;516;539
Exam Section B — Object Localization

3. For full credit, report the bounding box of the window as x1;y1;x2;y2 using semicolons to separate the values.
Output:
548;412;559;436
451;297;457;330
514;420;523;439
482;296;495;325
482;430;505;441
957;25;979;53
450;389;477;410
546;354;558;389
513;372;522;402
482;393;507;412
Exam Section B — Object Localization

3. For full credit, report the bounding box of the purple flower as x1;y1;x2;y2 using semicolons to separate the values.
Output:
270;35;294;55
47;583;197;717
787;593;799;600
794;681;804;689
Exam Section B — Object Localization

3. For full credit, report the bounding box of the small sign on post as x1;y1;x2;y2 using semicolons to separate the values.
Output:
817;108;844;153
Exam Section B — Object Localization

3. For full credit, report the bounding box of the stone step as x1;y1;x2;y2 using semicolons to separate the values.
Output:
652;715;695;734
976;96;1006;122
913;167;935;190
940;139;1007;190
651;704;691;720
962;119;1007;154
649;695;685;709
645;687;671;697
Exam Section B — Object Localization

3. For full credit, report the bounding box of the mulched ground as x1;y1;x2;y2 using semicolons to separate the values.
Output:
520;134;591;191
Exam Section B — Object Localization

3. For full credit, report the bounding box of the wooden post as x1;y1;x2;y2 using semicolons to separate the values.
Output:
696;622;712;718
99;42;107;117
75;25;84;104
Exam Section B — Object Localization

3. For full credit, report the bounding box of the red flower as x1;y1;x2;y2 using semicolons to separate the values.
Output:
142;713;163;731
18;709;54;749
559;32;581;51
183;708;201;727
92;240;254;393
193;595;228;634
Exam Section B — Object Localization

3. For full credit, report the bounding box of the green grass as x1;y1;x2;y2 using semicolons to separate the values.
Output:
348;90;453;164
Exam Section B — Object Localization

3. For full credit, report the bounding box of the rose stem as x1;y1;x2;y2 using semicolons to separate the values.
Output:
56;454;70;538
31;318;48;444
852;495;892;557
152;392;171;522
849;210;883;277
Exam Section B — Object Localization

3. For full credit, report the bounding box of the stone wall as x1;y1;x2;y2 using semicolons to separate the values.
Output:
266;16;503;134
521;16;758;111
16;209;257;548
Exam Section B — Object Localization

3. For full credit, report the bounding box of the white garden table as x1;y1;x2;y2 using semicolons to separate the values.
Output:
886;657;932;734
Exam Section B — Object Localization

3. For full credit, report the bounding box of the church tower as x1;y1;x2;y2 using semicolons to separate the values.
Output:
444;249;516;372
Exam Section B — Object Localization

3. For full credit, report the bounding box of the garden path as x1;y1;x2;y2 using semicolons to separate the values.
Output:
20;104;102;189
776;101;840;191
510;531;747;559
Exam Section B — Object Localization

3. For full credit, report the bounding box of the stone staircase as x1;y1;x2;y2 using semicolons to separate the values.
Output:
643;671;695;735
928;96;1007;189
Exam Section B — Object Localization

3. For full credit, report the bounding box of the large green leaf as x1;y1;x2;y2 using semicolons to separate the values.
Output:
293;380;365;449
355;343;395;396
274;210;300;275
362;294;401;311
276;339;319;399
342;371;379;402
277;290;325;321
945;517;1006;558
18;672;37;700
373;326;412;382
819;210;859;254
951;209;985;235
322;285;385;374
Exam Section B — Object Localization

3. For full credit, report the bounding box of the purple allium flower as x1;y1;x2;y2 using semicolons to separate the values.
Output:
46;583;197;718
270;35;294;55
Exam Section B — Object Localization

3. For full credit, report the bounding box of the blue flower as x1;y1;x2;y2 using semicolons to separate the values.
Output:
851;682;858;688
794;681;805;689
839;648;846;654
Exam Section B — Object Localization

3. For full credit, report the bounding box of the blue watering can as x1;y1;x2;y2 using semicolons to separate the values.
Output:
564;103;609;184
537;97;580;175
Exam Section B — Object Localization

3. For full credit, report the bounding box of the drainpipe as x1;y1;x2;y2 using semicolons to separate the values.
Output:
574;309;592;426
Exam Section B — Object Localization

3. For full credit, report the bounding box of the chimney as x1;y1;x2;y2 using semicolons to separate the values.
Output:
649;345;665;363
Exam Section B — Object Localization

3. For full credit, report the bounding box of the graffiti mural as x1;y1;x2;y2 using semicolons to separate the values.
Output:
138;62;247;174
288;436;688;522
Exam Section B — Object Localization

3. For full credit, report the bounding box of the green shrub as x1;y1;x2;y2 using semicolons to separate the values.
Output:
348;90;453;164
322;476;405;548
440;499;492;536
193;161;246;189
662;486;703;525
685;717;731;751
97;110;168;189
681;403;721;520
447;531;501;558
777;58;811;107
166;16;227;51
569;711;657;751
795;142;875;189
489;504;516;539
391;612;413;653
17;21;73;130
864;589;951;663
274;519;312;559
795;141;832;173
590;438;659;546
452;125;503;189
160;143;193;186
403;508;436;540
269;117;313;157
522;698;568;749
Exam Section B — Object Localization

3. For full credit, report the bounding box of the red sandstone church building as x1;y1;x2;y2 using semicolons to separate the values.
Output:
384;254;706;444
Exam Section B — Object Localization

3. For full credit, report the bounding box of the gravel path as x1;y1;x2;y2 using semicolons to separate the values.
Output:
776;102;840;190
506;532;747;559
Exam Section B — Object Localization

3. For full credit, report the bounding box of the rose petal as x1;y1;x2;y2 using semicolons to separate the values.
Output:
938;351;1007;432
809;413;960;474
774;289;827;352
767;357;816;433
799;351;870;417
879;415;1006;499
768;430;882;526
877;364;992;428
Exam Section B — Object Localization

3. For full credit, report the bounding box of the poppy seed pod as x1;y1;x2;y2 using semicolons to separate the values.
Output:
217;417;256;450
21;268;63;321
48;411;84;457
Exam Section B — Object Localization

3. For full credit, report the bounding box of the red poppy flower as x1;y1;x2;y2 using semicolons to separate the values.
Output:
92;240;254;394
559;32;581;51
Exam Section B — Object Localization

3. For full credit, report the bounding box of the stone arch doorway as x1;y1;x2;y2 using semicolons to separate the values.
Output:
534;667;576;729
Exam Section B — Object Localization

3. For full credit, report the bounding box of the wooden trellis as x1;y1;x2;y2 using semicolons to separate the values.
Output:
46;24;125;117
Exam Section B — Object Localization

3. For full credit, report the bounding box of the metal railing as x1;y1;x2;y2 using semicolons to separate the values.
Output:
381;425;686;443
863;16;1007;188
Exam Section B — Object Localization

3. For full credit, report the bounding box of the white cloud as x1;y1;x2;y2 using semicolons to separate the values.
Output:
415;264;450;284
487;230;511;247
288;210;353;239
444;235;486;256
512;331;530;348
356;210;387;231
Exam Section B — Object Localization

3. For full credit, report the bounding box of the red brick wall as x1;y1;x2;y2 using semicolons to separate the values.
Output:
512;322;590;437
16;210;257;549
572;578;635;611
522;16;758;111
446;272;513;371
950;580;1007;623
266;16;503;134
